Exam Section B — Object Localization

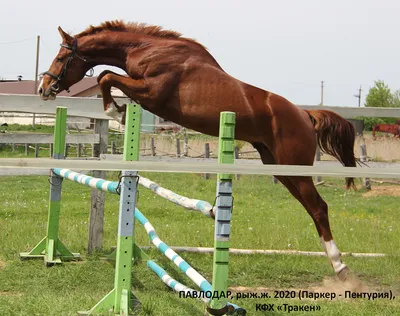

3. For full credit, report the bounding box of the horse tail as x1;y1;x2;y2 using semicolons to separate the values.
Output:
305;109;357;189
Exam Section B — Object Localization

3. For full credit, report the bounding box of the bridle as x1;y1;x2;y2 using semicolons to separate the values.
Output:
41;38;93;94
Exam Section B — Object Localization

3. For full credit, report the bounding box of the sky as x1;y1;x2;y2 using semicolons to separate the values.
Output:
1;0;399;107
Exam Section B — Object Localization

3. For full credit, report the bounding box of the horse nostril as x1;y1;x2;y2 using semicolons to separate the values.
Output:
38;87;43;95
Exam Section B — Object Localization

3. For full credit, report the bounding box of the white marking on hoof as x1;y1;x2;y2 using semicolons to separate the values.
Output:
337;266;350;281
321;237;347;274
105;103;123;123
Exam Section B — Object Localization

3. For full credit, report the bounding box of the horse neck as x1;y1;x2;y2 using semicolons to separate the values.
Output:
78;33;142;70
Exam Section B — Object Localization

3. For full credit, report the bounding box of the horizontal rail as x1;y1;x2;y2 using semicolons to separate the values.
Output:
0;94;110;120
1;158;400;178
166;247;386;258
102;155;400;169
298;105;400;118
1;94;400;119
0;133;100;144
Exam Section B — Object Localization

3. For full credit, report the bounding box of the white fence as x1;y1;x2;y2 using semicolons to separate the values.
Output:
1;93;400;181
1;93;400;119
1;158;400;179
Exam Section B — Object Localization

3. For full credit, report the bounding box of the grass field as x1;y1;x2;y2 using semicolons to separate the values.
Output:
0;171;399;316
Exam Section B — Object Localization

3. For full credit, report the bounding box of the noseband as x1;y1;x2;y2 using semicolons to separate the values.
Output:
41;39;89;93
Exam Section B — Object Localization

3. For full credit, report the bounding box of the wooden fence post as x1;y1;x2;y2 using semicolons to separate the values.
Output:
234;146;240;180
88;118;109;253
25;143;29;155
183;133;188;157
315;145;323;185
151;137;156;156
360;143;371;190
35;144;40;158
176;138;181;157
204;143;210;180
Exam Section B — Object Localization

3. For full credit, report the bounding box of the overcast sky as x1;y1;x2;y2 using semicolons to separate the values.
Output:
1;0;399;106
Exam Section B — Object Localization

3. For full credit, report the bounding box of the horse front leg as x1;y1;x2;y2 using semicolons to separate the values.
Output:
97;70;148;124
97;71;124;123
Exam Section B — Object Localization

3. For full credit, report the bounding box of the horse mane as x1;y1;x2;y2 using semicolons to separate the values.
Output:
76;20;199;44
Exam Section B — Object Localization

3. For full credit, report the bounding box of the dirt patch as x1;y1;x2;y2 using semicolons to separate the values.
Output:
311;275;368;296
363;185;400;197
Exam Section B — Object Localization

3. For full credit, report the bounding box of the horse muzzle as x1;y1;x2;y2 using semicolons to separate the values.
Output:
38;82;59;100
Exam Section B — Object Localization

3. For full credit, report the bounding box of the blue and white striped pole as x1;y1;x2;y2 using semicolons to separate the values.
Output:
52;169;213;216
135;209;244;315
53;168;118;193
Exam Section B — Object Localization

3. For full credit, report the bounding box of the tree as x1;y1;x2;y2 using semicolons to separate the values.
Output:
365;80;393;108
363;80;398;130
391;90;400;108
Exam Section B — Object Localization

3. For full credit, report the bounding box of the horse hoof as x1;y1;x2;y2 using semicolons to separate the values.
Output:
337;266;350;281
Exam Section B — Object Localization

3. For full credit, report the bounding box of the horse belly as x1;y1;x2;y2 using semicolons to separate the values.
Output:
174;68;270;141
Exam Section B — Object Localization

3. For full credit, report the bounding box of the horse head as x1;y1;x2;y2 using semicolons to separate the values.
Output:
38;27;91;100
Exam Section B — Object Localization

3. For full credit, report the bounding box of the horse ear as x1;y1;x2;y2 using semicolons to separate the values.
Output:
58;26;74;44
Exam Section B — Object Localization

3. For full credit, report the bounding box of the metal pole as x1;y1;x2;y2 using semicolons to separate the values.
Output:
20;107;79;265
80;104;142;315
320;81;324;106
209;112;235;315
33;35;40;128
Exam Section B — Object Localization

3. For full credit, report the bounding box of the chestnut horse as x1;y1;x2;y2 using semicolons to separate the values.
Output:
39;21;357;281
372;123;400;138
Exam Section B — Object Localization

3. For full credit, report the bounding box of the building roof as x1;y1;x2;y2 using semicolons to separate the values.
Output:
0;77;99;96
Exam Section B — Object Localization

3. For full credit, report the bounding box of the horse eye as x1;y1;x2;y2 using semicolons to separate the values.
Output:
56;57;63;62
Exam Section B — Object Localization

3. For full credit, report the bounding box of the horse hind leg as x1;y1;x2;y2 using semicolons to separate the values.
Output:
252;142;349;280
286;176;349;280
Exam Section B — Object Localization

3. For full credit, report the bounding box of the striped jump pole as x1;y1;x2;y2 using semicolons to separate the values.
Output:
135;208;244;315
53;168;118;193
208;112;235;315
20;107;79;265
52;168;215;217
138;176;214;217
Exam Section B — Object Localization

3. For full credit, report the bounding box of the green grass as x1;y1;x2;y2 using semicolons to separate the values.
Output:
0;173;399;315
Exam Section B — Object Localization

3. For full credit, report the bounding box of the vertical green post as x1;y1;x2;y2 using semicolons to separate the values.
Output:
114;103;141;313
80;103;142;315
53;107;67;159
20;106;79;265
209;112;235;314
45;107;67;263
